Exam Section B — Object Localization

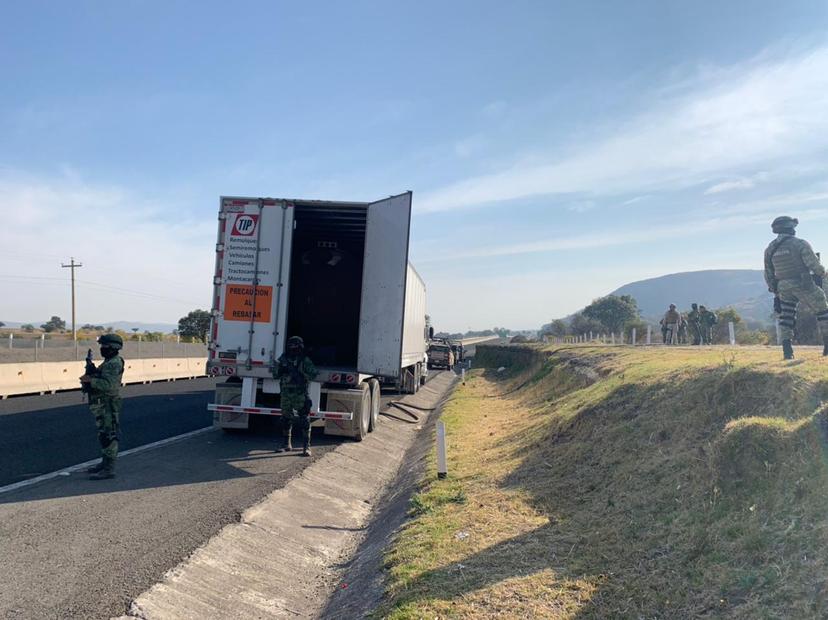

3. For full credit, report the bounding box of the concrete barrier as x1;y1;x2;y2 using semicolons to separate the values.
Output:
0;363;46;396
187;358;207;378
41;361;86;393
0;357;209;399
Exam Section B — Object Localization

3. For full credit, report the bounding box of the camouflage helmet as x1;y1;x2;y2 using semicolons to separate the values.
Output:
771;216;798;233
287;336;304;348
98;333;123;350
669;303;676;309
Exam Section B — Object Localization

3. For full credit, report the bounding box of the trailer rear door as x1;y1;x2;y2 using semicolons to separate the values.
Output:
212;197;294;372
357;191;413;378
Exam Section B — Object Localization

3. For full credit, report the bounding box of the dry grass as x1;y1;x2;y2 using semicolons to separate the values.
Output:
378;345;828;619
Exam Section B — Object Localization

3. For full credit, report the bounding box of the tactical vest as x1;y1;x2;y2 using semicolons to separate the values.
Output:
93;356;124;397
769;236;810;281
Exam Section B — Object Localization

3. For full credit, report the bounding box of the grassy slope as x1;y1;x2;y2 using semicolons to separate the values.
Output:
379;345;828;619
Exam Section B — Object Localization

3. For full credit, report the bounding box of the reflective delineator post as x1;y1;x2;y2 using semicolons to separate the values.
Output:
461;368;466;385
776;319;781;345
728;321;736;345
8;333;12;349
632;327;637;345
611;332;615;345
646;325;652;345
436;421;448;479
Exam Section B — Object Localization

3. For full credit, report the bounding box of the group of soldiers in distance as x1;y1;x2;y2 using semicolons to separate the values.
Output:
660;303;718;345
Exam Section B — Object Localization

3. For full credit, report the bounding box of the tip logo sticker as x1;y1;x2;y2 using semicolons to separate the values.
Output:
232;214;259;236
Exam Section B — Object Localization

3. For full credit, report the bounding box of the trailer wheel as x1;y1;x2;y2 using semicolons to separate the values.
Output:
368;378;381;432
354;382;371;441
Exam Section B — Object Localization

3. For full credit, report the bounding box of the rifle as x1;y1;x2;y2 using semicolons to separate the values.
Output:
278;357;307;388
81;348;96;399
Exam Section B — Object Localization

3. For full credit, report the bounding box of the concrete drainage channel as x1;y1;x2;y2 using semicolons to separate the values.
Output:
115;371;459;620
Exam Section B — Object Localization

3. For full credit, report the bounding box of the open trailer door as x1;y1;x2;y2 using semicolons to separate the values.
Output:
357;191;413;378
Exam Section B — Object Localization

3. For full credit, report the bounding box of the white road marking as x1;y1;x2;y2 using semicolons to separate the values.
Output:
0;426;216;496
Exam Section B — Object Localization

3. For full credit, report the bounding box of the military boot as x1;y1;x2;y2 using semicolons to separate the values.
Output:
86;459;105;474
782;339;795;360
89;457;115;480
278;428;293;452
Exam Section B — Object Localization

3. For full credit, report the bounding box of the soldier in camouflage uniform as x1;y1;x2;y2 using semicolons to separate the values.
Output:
79;333;125;480
274;336;318;456
698;306;718;345
764;216;828;360
686;303;702;345
678;315;689;344
661;304;681;344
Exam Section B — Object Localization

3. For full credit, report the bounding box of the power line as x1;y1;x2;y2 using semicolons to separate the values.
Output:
0;274;206;306
76;280;205;306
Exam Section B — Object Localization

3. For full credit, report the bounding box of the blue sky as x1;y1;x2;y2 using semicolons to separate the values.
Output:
2;1;828;332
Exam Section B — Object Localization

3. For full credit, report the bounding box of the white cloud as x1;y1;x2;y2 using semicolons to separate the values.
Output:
0;171;215;324
417;45;828;213
417;206;828;263
704;178;755;194
621;195;649;206
566;200;595;213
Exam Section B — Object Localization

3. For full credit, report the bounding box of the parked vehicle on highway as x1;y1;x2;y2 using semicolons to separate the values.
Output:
449;340;464;363
206;192;428;440
427;342;455;370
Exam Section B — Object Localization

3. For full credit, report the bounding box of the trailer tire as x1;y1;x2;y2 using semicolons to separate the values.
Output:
354;382;371;441
368;378;381;432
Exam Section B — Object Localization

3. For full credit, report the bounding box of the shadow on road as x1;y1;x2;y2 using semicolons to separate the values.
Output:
0;424;346;505
0;389;215;488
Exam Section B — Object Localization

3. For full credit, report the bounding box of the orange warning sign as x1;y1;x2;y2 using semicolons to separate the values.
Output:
223;285;273;322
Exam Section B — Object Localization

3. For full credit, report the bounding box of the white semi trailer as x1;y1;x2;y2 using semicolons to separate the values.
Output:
206;192;428;440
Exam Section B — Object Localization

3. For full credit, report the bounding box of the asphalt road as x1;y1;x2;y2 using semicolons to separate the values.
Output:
0;377;219;487
0;375;433;619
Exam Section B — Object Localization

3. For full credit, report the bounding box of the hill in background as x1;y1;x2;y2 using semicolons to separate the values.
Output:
610;269;772;325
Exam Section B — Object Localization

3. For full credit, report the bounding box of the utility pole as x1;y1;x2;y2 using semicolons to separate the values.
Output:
61;257;82;341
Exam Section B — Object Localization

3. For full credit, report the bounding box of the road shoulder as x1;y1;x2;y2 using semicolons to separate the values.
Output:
117;372;458;620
